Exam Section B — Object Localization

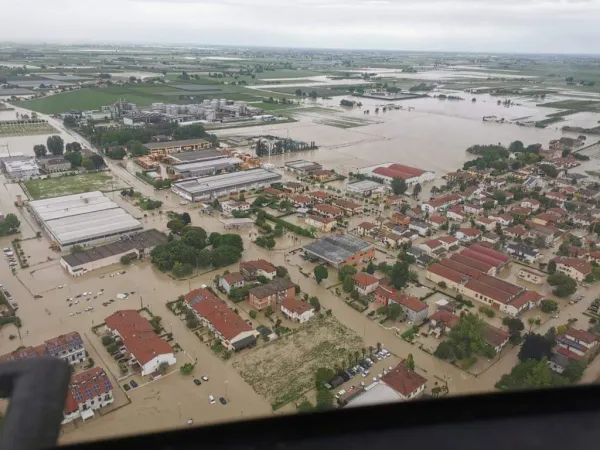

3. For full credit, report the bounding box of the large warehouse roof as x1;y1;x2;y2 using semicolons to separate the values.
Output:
143;138;210;150
174;168;281;195
172;157;242;174
29;191;143;246
303;235;373;265
168;149;224;163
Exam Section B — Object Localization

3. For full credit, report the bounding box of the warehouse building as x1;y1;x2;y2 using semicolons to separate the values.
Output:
359;162;434;186
172;168;281;201
166;148;225;164
29;191;143;250
346;180;387;197
60;229;168;276
284;160;323;174
143;138;212;157
4;158;39;180
303;234;374;269
170;157;242;179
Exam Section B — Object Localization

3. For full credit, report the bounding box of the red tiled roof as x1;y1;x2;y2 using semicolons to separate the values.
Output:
447;205;465;215
264;187;284;196
281;297;313;315
223;272;244;284
555;346;585;361
309;191;331;199
476;217;494;225
185;289;252;340
389;292;428;313
381;363;427;397
358;222;377;230
461;248;504;268
553;257;592;275
464;279;512;304
105;310;173;365
449;253;493;274
314;203;342;216
457;228;481;237
422;239;443;249
332;198;362;210
388;163;426;176
477;274;522;296
522;198;541;206
427;263;464;283
441;258;485;279
470;244;511;263
429;309;459;328
429;215;446;224
438;235;458;245
425;194;461;208
291;194;312;204
509;290;543;309
510;207;533;216
353;273;379;287
505;225;527;236
373;167;415;181
306;214;335;225
548;208;568;217
66;367;112;413
534;213;559;223
489;213;512;223
565;328;599;345
240;259;276;275
486;325;510;347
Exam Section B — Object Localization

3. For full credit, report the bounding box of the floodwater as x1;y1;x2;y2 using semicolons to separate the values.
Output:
338;68;537;80
216;92;587;176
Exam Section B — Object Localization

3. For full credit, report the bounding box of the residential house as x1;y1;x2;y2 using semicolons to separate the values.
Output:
488;213;512;227
546;191;568;205
552;257;592;282
221;201;251;215
486;325;510;353
381;363;427;400
456;228;481;242
446;205;466;222
386;195;404;206
283;182;304;194
377;231;406;248
408;219;430;237
521;199;541;212
481;232;501;245
309;191;333;203
526;223;561;248
0;331;86;366
331;198;363;215
463;203;484;216
475;216;496;231
532;212;559;226
429;309;460;334
556;328;600;361
313;203;343;219
391;212;411;227
490;178;507;188
240;259;277;280
218;272;245;294
420;239;446;257
504;225;527;240
105;310;176;376
357;221;378;237
438;235;458;250
421;194;461;213
547;208;568;219
428;215;446;230
39;156;72;174
290;194;313;208
312;169;336;182
305;214;336;232
280;297;315;323
505;243;540;264
510;206;533;217
573;214;593;228
248;278;296;310
353;273;380;295
376;286;429;323
62;367;114;424
184;289;257;351
518;267;544;285
264;187;286;198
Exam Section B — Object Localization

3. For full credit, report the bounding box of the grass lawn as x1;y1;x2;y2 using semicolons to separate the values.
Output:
538;99;600;111
232;315;363;410
23;172;123;200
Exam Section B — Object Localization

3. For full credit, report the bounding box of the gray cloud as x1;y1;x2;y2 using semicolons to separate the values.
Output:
2;0;599;53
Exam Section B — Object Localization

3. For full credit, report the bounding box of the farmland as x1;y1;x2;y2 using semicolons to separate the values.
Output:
232;315;363;410
0;121;57;137
23;172;125;200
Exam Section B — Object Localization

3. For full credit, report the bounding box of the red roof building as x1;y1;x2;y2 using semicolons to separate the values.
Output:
62;367;114;424
381;363;427;399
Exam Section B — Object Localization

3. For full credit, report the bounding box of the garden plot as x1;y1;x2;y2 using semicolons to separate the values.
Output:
0;121;57;137
233;315;363;409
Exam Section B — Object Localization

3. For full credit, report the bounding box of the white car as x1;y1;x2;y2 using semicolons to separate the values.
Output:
201;376;209;381
208;395;216;404
98;291;103;295
69;313;74;317
3;248;11;253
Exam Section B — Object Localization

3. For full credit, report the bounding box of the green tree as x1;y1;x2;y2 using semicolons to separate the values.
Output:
181;226;207;250
405;353;415;371
81;157;95;170
314;264;329;284
366;261;375;274
297;401;314;412
64;150;82;167
310;296;321;312
391;178;407;195
508;140;524;153
158;362;169;375
276;266;288;278
46;135;64;155
547;273;577;297
563;359;586;383
90;154;105;169
33;144;46;158
338;264;357;281
0;214;20;236
342;276;355;293
386;302;404;321
120;255;131;265
412;183;422;198
316;389;334;410
70;245;84;254
180;362;195;375
127;140;148;156
496;358;564;390
448;313;487;357
547;260;557;274
540;299;558;313
390;261;410;290
167;219;186;234
518;333;553;362
249;310;257;319
315;367;335;390
65;141;82;152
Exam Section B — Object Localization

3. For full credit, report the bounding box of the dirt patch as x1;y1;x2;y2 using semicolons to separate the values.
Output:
232;314;363;409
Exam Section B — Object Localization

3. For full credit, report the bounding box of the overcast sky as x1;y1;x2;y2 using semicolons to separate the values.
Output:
2;0;600;53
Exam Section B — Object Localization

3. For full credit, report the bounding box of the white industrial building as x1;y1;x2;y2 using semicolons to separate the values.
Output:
4;158;40;180
28;191;143;250
172;168;282;201
60;229;168;276
170;157;242;179
346;180;387;197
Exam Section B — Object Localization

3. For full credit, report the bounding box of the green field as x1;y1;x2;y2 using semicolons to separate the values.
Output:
538;100;600;111
0;122;57;137
23;172;123;200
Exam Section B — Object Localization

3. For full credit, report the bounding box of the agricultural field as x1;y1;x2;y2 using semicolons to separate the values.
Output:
23;172;124;200
538;100;600;111
232;315;363;410
0;121;57;137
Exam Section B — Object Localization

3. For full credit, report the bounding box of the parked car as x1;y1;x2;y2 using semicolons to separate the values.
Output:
123;384;131;391
201;376;209;381
219;397;227;405
130;380;138;388
193;379;201;386
208;395;216;404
